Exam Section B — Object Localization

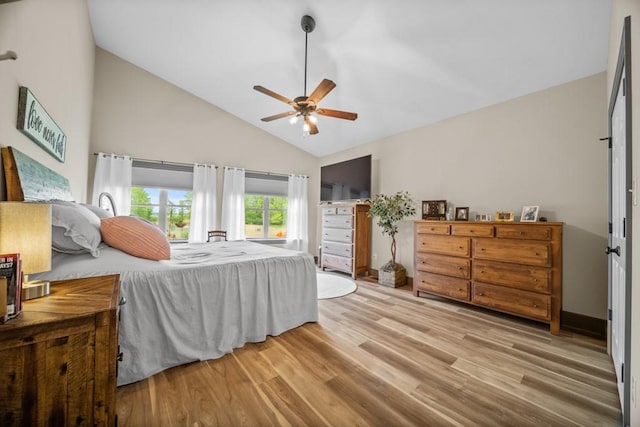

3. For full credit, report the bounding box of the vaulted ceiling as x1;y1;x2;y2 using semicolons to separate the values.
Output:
88;0;611;157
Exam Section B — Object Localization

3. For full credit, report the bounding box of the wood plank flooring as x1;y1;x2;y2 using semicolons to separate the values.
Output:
116;280;622;426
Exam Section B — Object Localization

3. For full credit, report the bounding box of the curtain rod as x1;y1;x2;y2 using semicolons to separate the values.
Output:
242;167;308;179
93;152;217;168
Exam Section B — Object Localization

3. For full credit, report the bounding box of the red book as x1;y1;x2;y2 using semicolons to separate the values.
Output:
0;253;21;319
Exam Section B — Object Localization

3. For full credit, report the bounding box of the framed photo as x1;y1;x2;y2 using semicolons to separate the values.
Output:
521;206;539;222
455;207;469;221
475;214;481;221
495;211;514;222
479;214;492;222
422;200;447;220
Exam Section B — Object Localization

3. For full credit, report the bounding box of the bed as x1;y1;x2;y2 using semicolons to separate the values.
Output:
2;147;318;386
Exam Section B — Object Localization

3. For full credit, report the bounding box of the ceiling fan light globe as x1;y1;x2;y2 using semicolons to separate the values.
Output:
309;115;318;124
289;116;299;125
303;122;310;132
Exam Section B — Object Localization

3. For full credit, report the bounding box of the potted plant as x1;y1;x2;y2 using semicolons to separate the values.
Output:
368;191;416;287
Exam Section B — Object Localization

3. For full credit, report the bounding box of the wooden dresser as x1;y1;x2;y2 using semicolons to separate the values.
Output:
0;274;121;426
321;202;371;279
414;221;563;334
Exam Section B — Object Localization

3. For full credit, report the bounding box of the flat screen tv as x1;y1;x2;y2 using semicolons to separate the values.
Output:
320;155;371;202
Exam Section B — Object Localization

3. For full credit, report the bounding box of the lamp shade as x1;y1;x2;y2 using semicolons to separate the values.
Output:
0;202;52;274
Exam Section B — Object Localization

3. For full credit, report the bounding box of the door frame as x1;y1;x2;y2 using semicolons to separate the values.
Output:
607;15;632;425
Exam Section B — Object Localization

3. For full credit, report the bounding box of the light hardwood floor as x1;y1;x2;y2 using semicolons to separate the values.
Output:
116;279;622;426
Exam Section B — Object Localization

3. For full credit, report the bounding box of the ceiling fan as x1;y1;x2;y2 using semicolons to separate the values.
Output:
253;15;357;136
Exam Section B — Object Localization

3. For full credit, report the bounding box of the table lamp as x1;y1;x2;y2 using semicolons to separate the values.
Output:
0;202;52;300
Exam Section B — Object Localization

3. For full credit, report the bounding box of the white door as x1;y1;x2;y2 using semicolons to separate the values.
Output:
609;65;626;406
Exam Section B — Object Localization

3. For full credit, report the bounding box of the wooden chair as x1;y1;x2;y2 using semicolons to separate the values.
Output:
207;230;227;242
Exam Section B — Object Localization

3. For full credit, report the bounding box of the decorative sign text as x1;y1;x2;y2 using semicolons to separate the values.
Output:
16;86;66;162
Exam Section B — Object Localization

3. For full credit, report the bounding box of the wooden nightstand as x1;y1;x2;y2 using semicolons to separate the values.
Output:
0;274;121;426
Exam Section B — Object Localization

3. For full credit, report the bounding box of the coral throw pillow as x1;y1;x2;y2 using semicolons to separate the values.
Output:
101;216;170;261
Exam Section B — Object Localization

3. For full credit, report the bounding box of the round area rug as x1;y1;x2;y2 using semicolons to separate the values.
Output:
317;272;357;299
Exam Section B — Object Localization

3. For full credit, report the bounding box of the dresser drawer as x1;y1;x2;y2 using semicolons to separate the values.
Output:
451;224;494;237
415;271;470;301
416;234;470;257
323;241;352;258
322;254;352;273
472;282;550;321
323;214;353;229
416;222;450;235
322;206;338;215
337;206;353;215
495;225;552;241
323;228;353;243
473;260;551;293
473;239;551;267
415;253;470;279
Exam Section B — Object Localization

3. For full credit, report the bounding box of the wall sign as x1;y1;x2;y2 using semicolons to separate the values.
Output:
16;86;66;162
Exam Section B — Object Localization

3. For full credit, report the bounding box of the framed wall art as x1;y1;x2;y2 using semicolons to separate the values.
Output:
16;86;66;162
521;206;539;222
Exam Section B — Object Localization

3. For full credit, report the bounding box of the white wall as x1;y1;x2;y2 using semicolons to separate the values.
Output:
90;48;319;250
320;73;608;319
608;1;639;424
0;0;95;201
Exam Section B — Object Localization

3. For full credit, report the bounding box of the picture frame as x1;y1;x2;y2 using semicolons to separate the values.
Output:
455;207;469;221
521;206;539;222
495;211;514;222
479;214;492;222
422;200;447;220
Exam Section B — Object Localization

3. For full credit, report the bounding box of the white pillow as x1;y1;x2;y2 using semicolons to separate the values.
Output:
81;203;114;219
50;201;102;257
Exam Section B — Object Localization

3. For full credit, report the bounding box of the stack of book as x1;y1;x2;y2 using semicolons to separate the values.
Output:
0;253;22;323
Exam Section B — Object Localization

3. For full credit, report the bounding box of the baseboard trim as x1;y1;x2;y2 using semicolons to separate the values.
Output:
561;311;606;340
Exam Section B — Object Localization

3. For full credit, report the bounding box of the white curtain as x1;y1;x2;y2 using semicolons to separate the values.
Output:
189;164;217;243
221;167;246;241
92;153;132;215
286;174;308;253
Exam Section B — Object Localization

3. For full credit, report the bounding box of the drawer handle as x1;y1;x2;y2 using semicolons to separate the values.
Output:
458;288;463;291
478;292;484;296
533;278;539;282
533;304;539;308
480;270;485;274
519;231;525;235
457;266;463;270
480;248;485;251
430;228;435;231
459;246;464;249
119;297;127;306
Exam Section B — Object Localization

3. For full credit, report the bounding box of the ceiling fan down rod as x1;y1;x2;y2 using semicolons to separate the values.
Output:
301;15;315;98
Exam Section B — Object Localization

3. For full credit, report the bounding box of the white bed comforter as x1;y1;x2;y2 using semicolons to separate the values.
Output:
33;241;318;385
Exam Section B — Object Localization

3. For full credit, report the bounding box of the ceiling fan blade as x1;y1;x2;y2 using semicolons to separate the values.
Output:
307;79;336;104
316;108;358;121
305;116;319;135
254;85;294;104
260;111;297;122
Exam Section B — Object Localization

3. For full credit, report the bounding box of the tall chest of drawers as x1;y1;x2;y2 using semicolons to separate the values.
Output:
321;203;371;279
414;221;563;335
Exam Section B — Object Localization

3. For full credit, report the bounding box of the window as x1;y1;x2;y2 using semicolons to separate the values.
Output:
245;195;287;240
131;187;192;241
130;160;194;242
244;172;288;241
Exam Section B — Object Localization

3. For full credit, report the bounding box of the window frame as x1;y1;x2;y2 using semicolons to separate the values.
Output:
244;193;287;243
